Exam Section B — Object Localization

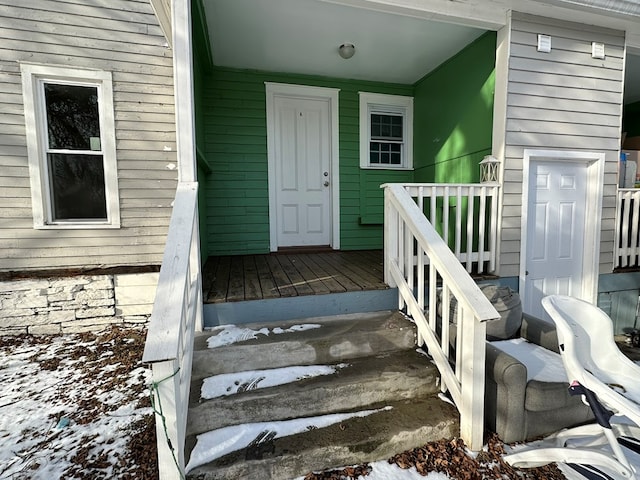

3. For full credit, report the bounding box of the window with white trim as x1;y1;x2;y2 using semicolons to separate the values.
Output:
359;92;413;170
20;63;120;228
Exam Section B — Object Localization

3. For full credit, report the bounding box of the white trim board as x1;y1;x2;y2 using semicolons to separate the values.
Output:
265;82;340;251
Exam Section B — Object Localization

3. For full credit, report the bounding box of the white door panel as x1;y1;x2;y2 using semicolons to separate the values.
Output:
273;96;331;247
523;161;587;318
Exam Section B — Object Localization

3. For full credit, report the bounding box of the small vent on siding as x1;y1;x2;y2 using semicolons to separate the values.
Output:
537;34;551;53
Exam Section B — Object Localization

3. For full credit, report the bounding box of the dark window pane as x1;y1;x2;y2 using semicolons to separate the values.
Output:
370;113;403;141
370;142;380;163
48;153;107;220
380;152;390;164
45;83;100;151
371;114;381;137
390;152;401;164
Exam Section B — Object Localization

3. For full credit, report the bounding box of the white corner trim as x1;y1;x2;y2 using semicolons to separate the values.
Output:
172;0;197;183
265;83;341;251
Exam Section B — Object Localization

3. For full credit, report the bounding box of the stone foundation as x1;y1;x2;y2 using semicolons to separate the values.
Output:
0;272;159;335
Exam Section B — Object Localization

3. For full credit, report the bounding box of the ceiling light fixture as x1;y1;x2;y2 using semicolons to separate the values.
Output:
338;43;355;59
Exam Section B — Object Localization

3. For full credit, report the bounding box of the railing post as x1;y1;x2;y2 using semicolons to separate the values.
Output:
384;186;398;288
458;309;487;451
151;359;185;480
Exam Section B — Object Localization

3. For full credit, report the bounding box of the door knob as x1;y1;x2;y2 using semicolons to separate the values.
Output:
324;181;330;187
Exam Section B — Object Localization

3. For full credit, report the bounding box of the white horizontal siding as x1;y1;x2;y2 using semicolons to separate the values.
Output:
498;12;625;277
0;0;177;272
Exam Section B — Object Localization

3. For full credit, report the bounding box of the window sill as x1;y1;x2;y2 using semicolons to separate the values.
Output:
360;165;414;171
34;222;121;230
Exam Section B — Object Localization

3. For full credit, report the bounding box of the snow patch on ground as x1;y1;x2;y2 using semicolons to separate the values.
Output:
0;330;152;479
186;406;392;472
201;363;348;399
206;323;322;348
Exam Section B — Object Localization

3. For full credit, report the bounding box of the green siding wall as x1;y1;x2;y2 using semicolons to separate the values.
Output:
413;32;496;183
197;33;497;255
202;68;412;255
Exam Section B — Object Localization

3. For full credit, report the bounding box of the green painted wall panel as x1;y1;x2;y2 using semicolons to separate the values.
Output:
197;31;497;255
202;67;413;255
413;32;496;183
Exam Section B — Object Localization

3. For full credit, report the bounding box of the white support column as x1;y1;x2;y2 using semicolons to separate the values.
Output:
172;0;197;183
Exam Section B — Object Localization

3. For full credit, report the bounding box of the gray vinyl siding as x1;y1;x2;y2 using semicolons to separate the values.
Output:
0;0;177;272
499;12;625;277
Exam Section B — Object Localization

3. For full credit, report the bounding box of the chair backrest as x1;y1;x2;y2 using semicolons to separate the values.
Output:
541;295;618;384
542;294;640;427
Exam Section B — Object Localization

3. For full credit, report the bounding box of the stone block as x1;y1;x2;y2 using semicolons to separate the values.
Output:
29;324;62;335
76;289;114;304
13;294;48;309
0;308;35;319
87;298;116;308
122;315;150;324
84;278;114;290
116;304;154;317
49;301;82;311
48;310;76;323
0;326;28;335
49;277;91;288
3;313;51;327
47;292;76;303
75;306;115;319
0;279;50;293
61;317;121;333
47;284;84;302
115;285;157;306
114;272;159;287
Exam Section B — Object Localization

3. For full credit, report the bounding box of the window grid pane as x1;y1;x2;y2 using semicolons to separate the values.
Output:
371;113;403;141
370;142;402;165
48;153;107;221
44;83;101;151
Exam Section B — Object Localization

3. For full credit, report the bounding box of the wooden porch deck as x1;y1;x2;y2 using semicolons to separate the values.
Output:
202;250;388;303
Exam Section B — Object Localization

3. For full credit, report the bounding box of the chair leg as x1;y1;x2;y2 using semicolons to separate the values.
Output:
504;447;634;478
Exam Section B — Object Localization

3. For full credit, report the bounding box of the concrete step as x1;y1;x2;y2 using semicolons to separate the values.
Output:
187;348;440;436
185;397;459;480
191;310;416;379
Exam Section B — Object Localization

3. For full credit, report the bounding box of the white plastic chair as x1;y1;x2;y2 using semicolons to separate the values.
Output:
504;295;640;479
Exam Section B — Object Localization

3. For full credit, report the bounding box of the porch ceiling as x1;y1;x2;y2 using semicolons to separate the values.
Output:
201;0;640;103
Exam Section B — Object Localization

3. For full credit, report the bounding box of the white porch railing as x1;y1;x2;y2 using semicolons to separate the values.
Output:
143;182;203;480
616;188;640;268
383;183;500;451
397;183;499;273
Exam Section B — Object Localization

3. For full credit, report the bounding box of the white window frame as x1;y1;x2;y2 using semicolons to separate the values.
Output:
20;63;120;229
359;92;413;170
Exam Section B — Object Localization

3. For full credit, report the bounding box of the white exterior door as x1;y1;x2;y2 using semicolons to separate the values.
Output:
522;160;588;318
272;95;332;248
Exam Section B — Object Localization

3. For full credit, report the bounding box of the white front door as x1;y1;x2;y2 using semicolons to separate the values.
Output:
522;160;589;318
270;92;332;248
